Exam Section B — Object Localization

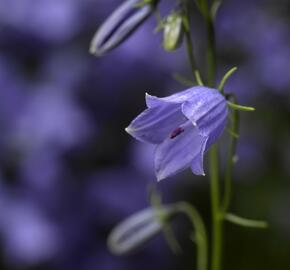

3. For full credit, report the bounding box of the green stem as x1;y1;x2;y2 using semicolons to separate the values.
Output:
183;4;203;85
184;29;203;85
209;145;223;270
222;100;239;213
203;3;223;270
205;14;216;86
175;202;208;270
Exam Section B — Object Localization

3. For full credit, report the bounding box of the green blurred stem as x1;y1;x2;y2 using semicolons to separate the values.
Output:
227;101;255;112
209;145;223;270
184;11;203;85
174;202;208;270
222;99;239;213
203;2;223;270
149;186;182;254
225;213;268;229
205;13;216;86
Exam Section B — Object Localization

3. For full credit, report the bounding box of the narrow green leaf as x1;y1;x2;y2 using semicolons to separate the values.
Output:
225;213;268;229
195;70;204;86
218;66;237;91
227;101;255;112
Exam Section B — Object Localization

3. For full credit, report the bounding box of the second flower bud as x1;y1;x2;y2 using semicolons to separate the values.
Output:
162;12;184;52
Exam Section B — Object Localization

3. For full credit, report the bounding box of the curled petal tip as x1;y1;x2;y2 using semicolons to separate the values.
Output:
125;126;132;134
191;166;206;176
145;92;152;99
156;173;165;182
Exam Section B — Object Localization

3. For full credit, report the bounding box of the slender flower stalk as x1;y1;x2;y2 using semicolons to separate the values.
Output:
183;2;203;85
201;1;223;270
174;202;208;270
183;1;224;268
209;143;223;270
222;95;239;213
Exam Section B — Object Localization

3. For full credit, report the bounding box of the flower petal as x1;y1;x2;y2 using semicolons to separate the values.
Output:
154;122;207;181
145;86;215;107
181;88;225;127
182;91;227;151
198;102;228;146
126;103;186;144
191;137;208;176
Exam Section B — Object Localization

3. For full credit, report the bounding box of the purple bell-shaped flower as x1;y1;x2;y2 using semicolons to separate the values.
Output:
126;86;228;181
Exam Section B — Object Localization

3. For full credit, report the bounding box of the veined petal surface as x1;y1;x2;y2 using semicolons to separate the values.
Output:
154;122;207;181
181;88;225;127
145;87;208;107
126;103;186;144
190;136;208;176
127;86;228;180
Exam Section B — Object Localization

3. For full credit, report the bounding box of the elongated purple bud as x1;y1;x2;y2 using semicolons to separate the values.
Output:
107;206;174;255
90;0;158;56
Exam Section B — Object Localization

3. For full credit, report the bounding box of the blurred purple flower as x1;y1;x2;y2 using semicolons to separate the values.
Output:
0;191;60;266
0;56;27;123
217;0;290;93
90;0;158;56
85;168;149;225
11;86;93;153
130;141;155;177
40;48;89;89
126;87;228;181
19;150;63;194
0;0;80;43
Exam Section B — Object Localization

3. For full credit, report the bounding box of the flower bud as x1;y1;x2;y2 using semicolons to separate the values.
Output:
162;12;184;52
90;0;158;56
107;206;174;255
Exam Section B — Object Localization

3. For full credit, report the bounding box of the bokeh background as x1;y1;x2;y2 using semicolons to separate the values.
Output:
0;0;289;269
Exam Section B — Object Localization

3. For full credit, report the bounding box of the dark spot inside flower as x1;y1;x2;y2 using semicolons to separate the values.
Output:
170;127;185;139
